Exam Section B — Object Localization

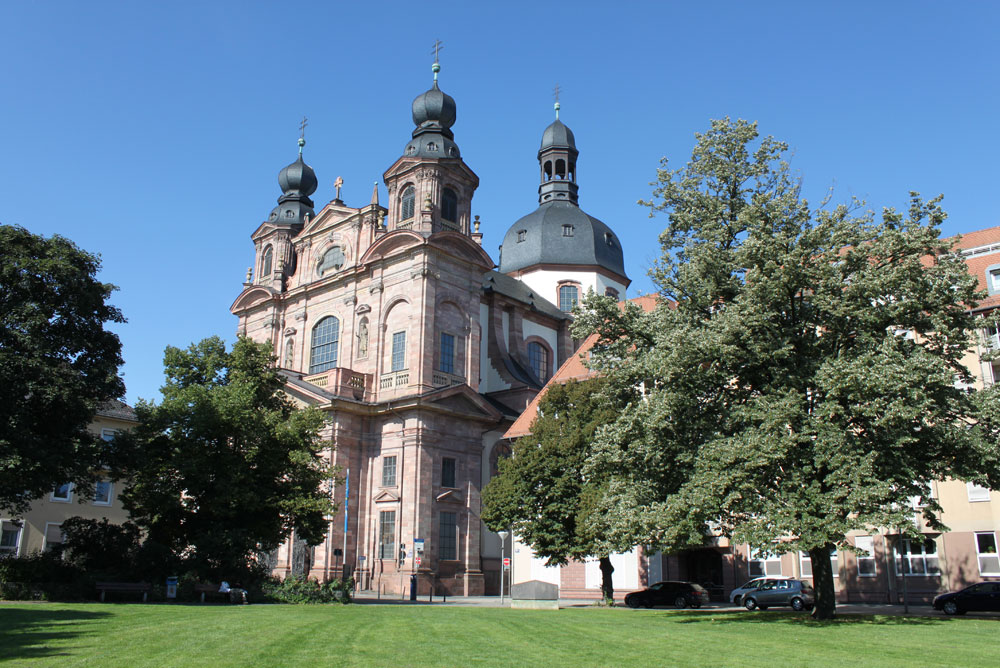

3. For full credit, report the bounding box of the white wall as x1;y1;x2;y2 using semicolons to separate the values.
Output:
517;268;627;308
585;549;639;590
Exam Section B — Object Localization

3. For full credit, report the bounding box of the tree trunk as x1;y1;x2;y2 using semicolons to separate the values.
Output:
808;544;837;620
599;555;615;605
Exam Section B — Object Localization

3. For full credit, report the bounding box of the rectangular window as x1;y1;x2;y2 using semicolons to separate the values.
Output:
1;520;22;556
799;548;838;578
93;480;113;506
895;538;941;575
855;536;877;577
967;481;991;502
439;512;458;560
44;523;64;553
991;269;1000;293
749;548;782;577
439;333;455;375
391;331;406;372
51;483;73;503
382;456;397;488
441;457;456;488
378;510;396;560
101;429;117;442
562;224;574;237
976;532;1000;575
558;285;579;312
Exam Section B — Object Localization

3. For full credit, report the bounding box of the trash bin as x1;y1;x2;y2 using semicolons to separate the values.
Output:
409;574;417;601
166;576;178;600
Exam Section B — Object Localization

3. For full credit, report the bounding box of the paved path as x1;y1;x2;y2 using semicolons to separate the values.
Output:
352;591;1000;618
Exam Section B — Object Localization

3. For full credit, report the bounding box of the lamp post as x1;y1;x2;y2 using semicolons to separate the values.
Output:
497;531;509;605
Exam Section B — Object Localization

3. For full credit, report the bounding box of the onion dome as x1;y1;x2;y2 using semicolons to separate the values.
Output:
268;137;317;226
540;119;576;152
403;61;461;159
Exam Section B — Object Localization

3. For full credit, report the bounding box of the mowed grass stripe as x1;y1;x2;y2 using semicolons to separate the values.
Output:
1;603;996;667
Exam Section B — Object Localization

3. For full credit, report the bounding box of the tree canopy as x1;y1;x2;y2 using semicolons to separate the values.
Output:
573;118;1000;618
114;336;335;579
482;377;621;602
0;224;125;514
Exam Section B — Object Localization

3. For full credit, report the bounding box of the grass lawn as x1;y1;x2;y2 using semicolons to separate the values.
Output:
0;602;993;667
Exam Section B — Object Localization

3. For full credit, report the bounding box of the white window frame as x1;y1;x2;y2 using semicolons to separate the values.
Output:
43;522;65;553
381;455;397;488
967;481;991;503
895;537;941;576
749;548;782;577
855;536;877;577
93;480;113;506
51;482;73;503
101;428;118;442
975;531;1000;576
0;519;24;557
799;548;838;578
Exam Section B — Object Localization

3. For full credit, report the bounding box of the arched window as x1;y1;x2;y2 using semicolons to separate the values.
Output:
400;186;415;221
318;246;345;276
310;316;340;373
555;159;566;179
261;246;273;277
558;285;579;312
441;188;458;223
527;341;550;384
543;161;553;181
605;287;620;299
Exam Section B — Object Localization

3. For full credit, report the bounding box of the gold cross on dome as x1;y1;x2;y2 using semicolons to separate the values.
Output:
334;176;344;200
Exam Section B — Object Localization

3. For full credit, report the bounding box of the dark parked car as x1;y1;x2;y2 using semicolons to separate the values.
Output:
625;581;710;609
933;582;1000;615
742;579;815;611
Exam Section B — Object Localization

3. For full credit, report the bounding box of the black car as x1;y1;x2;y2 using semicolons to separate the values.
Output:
933;582;1000;615
625;581;710;609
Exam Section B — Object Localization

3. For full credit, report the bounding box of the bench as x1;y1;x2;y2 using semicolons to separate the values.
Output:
195;583;225;603
96;581;151;602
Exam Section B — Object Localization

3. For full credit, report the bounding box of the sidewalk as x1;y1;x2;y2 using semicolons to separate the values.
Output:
352;591;979;617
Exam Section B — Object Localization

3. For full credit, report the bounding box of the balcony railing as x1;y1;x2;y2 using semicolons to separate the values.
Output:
431;371;465;388
303;368;372;401
379;370;410;390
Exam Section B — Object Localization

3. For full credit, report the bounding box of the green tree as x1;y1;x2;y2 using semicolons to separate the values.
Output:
115;336;336;579
574;118;1000;619
482;377;622;603
0;225;125;514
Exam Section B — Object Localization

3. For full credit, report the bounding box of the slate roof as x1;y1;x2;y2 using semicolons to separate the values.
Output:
482;270;569;322
95;399;137;422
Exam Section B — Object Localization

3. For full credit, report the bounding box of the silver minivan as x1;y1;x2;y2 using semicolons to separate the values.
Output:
742;579;815;611
729;576;791;604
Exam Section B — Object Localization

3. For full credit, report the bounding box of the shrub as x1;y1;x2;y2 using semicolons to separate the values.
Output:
0;552;90;600
260;575;353;604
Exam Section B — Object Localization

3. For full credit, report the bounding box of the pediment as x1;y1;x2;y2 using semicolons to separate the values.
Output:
435;489;464;504
359;230;425;265
374;489;401;503
423;385;504;422
428;232;495;270
230;286;278;313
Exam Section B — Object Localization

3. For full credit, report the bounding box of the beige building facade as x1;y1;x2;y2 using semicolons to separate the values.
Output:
0;401;137;558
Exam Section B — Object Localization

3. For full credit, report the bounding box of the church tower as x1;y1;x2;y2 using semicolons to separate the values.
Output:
498;101;629;310
382;53;479;235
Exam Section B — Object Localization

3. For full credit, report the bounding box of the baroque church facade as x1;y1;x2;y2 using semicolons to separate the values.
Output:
230;61;629;596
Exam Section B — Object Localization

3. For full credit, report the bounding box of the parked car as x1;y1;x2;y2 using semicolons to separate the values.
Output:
729;576;792;604
933;582;1000;615
625;581;710;609
742;579;815;611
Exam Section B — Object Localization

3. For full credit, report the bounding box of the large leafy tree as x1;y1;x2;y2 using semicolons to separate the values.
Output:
574;118;1000;619
115;336;335;578
482;377;622;603
0;225;125;514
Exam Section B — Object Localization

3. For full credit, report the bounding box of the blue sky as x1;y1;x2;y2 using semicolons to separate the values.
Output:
2;1;998;405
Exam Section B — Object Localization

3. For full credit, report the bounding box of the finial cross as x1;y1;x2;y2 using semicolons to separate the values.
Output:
553;84;561;104
299;116;308;140
334;176;344;201
431;39;443;64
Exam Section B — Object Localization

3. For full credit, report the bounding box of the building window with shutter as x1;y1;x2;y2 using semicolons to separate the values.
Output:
400;186;415;222
855;536;877;576
440;512;458;561
442;188;458;222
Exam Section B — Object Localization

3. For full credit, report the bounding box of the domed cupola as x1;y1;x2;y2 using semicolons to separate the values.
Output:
269;136;317;227
403;58;461;159
498;101;628;291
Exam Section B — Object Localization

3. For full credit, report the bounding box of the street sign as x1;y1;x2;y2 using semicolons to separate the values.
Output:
359;555;366;561
416;556;422;566
503;557;510;568
414;538;425;554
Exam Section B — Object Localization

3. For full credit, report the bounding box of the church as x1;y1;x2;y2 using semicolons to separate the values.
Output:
229;58;629;596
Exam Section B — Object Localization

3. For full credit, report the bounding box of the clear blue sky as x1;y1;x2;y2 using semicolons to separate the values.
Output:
2;1;998;406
